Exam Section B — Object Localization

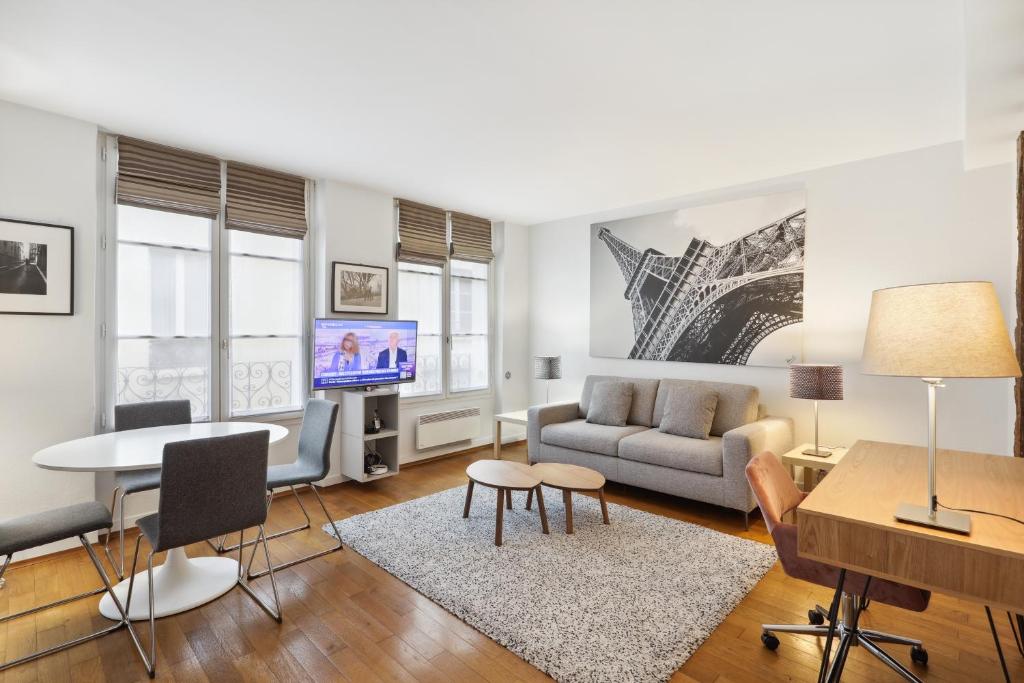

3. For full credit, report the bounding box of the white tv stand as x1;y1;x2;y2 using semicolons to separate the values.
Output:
338;386;400;483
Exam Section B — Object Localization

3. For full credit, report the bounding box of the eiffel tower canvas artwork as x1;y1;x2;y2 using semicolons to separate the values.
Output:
590;190;805;366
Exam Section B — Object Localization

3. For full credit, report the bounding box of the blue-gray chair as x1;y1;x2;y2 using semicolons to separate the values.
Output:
105;400;191;578
0;502;147;673
125;430;281;678
209;399;341;579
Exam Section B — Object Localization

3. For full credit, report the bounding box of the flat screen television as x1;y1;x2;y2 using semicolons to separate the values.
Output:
312;318;418;390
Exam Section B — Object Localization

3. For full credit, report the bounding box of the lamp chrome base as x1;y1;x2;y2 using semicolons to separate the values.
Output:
801;447;833;457
894;502;971;535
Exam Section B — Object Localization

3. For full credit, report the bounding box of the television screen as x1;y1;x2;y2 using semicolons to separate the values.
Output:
312;319;417;390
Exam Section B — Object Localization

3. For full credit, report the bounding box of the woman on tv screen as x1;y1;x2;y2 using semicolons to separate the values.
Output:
327;332;362;372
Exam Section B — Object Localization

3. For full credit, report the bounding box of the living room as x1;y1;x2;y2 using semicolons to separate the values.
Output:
1;1;1022;682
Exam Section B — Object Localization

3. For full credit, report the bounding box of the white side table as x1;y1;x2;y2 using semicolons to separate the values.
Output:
779;443;848;492
493;410;529;459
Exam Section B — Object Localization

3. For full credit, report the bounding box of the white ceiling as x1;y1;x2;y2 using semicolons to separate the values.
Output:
0;1;972;224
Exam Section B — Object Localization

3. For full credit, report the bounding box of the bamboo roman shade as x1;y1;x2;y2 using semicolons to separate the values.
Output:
396;199;448;264
450;211;494;262
225;162;308;239
116;137;221;216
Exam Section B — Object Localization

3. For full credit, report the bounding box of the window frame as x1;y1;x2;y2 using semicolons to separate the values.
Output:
99;135;311;426
397;257;494;404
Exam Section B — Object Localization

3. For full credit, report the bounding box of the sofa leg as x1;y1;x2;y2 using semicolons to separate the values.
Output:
743;510;750;531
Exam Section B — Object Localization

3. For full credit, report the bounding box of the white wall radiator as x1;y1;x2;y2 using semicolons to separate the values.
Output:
416;407;481;449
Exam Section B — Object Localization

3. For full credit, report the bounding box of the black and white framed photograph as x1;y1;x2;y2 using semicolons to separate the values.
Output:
0;218;74;315
331;261;389;314
590;190;805;367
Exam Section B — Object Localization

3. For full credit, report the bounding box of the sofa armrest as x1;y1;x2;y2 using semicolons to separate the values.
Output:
527;402;580;463
721;416;795;511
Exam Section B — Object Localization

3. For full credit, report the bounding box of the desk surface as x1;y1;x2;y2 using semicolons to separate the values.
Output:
797;440;1024;613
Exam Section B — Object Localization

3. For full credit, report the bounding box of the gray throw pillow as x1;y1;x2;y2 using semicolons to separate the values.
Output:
586;381;634;427
659;387;718;439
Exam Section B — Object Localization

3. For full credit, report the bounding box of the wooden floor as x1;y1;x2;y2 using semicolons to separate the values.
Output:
1;442;1019;682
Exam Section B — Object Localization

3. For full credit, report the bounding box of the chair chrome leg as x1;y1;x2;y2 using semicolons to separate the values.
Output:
859;636;924;683
102;487;124;579
237;526;283;622
763;624;832;637
817;568;847;683
122;535;155;678
0;552;106;624
0;538;149;675
146;551;156;678
210;486;316;554
859;629;923;647
247;484;343;580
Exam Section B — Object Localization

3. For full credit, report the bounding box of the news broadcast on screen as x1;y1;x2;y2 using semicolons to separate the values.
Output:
312;319;418;390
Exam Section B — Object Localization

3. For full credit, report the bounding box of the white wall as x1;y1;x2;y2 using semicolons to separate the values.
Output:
494;221;531;441
528;142;1018;456
0;101;100;558
314;181;529;476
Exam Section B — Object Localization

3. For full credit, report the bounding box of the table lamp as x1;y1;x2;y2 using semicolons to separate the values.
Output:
861;281;1021;534
789;364;844;457
534;355;562;404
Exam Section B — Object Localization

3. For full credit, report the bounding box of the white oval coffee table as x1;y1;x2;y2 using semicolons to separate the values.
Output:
33;421;289;621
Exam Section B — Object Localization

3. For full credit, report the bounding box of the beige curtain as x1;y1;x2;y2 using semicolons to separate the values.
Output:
450;211;494;262
225;162;308;239
116;137;220;216
395;199;448;264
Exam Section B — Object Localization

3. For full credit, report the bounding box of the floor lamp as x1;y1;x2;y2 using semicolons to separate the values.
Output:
534;355;562;404
861;281;1021;534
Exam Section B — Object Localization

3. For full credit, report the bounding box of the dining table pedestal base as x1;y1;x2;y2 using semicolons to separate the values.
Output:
99;547;239;621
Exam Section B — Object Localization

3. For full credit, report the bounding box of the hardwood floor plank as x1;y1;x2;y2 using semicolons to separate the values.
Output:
2;442;1020;681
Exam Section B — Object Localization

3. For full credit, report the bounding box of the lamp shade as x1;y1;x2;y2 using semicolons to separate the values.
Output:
861;281;1021;378
789;364;844;400
534;355;562;380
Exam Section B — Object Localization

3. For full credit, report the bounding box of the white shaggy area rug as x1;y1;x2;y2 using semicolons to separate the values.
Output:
324;485;777;683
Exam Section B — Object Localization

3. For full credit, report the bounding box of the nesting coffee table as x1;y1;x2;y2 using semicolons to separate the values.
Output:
529;462;610;534
464;460;549;546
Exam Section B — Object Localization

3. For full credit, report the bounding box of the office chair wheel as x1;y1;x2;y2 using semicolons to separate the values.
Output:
910;645;928;665
761;632;780;651
808;609;825;625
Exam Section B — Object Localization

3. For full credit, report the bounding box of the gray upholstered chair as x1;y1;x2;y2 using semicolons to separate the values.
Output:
0;502;147;673
209;399;341;579
125;430;281;678
105;400;191;578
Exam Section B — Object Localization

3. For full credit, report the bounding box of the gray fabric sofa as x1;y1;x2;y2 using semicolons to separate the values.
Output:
527;375;794;526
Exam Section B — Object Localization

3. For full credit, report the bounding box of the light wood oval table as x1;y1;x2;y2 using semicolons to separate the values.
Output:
33;421;289;621
463;460;548;545
529;462;609;534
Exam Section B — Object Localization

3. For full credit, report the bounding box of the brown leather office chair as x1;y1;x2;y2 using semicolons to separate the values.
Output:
746;451;930;682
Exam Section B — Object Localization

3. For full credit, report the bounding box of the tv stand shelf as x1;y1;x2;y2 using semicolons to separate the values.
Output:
339;387;400;483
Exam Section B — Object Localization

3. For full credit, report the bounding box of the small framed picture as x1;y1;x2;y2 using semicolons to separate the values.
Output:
332;261;389;314
0;217;74;315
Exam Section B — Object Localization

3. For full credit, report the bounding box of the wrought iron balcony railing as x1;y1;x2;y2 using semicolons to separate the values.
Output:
117;360;295;418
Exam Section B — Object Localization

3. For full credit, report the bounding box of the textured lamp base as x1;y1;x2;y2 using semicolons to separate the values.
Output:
801;447;833;457
895;502;971;535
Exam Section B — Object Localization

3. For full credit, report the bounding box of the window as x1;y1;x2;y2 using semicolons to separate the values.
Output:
228;231;305;416
398;262;443;397
398;259;490;398
107;137;308;422
449;260;489;392
116;206;214;420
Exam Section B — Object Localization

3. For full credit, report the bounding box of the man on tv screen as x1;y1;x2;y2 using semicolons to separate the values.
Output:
376;331;408;369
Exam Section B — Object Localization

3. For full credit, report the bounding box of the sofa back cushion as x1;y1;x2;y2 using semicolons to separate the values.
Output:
653;379;758;437
579;375;660;427
659;387;718;440
585;381;633;427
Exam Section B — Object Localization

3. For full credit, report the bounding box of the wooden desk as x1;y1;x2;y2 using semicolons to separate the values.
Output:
797;440;1024;614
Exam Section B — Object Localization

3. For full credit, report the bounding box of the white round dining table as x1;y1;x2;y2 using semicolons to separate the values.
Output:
32;421;289;621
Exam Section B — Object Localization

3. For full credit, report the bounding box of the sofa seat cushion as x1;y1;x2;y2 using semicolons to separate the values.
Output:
618;429;724;476
541;419;647;457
